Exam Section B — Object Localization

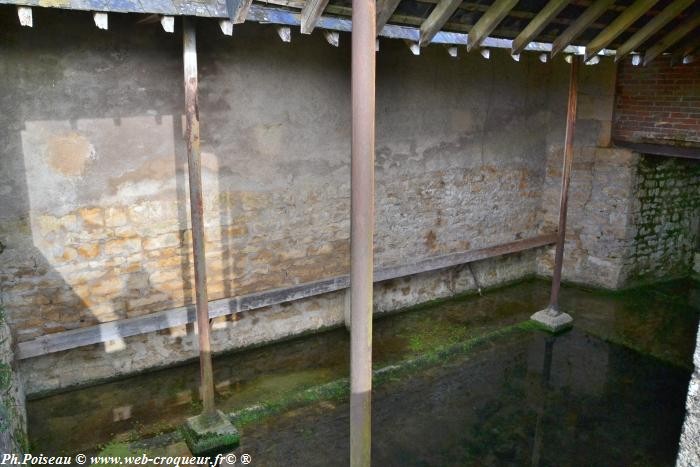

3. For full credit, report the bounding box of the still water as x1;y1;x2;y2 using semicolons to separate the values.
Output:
28;278;699;466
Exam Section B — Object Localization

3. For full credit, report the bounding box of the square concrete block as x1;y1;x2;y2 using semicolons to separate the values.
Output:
182;410;240;456
530;307;573;333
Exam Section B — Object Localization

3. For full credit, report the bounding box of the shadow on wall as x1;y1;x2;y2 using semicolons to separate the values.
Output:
0;7;355;363
0;8;195;352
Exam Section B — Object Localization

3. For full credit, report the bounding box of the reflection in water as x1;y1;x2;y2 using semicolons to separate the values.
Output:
28;278;699;462
531;336;553;467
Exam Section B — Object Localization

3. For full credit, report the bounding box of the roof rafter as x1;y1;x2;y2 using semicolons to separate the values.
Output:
551;0;615;57
615;0;695;61
466;0;519;52
670;34;700;65
584;0;659;61
226;0;253;23
420;0;465;46
644;12;700;65
377;0;403;34
301;0;331;34
512;0;571;55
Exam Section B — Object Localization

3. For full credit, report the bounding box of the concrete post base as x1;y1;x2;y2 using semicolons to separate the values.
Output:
530;307;573;333
182;410;239;456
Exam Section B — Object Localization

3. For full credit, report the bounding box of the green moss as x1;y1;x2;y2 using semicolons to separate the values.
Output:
180;413;240;456
229;322;532;429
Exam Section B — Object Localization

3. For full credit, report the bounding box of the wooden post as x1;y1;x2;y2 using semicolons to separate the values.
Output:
350;0;376;462
531;56;579;332
183;18;216;416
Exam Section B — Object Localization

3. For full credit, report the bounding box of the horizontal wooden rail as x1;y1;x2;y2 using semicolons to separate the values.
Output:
16;233;556;360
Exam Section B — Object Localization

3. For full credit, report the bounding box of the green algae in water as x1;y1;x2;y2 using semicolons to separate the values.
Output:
26;277;700;459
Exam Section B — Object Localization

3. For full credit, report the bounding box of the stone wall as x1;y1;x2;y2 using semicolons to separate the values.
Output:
677;323;700;467
626;155;700;283
0;9;622;393
0;310;27;455
536;60;641;289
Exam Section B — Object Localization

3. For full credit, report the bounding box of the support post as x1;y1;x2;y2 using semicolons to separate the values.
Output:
181;17;239;455
183;18;215;417
531;56;579;333
350;0;376;461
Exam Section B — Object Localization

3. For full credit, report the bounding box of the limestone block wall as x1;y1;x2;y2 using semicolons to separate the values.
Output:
536;60;641;289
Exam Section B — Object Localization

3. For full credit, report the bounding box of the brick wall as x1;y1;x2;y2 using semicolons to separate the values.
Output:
613;55;700;146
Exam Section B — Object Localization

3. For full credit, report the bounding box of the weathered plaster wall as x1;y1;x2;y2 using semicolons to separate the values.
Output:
0;9;620;393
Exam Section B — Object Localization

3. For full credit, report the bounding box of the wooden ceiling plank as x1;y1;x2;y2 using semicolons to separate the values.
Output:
551;0;615;57
644;13;700;65
466;0;519;52
615;0;695;61
512;0;571;55
584;0;659;60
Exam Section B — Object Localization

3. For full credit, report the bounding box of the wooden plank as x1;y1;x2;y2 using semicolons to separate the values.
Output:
324;30;340;46
93;12;108;29
644;12;700;65
615;0;694;61
226;0;253;24
614;140;700;160
584;0;659;61
17;5;31;27
512;0;570;55
420;0;464;46
376;0;403;34
301;0;331;34
551;0;615;57
466;0;519;52
161;15;175;33
16;234;557;360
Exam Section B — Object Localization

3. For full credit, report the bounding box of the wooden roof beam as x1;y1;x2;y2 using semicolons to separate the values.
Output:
551;0;614;57
466;0;519;52
301;0;331;34
584;0;659;61
377;0;403;34
670;34;700;65
512;0;571;55
615;0;695;61
420;0;464;46
226;0;253;24
644;13;700;65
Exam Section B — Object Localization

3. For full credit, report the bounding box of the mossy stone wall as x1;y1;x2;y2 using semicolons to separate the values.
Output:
626;155;700;283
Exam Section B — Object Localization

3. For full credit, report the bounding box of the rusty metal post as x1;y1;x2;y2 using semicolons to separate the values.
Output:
350;0;376;462
183;18;216;416
531;56;579;332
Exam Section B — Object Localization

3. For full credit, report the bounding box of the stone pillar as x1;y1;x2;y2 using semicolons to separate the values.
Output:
0;315;27;458
677;324;700;466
